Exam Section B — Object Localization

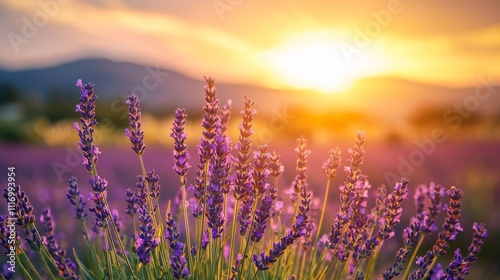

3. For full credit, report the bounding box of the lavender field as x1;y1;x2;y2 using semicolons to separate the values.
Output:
1;1;499;278
1;113;499;278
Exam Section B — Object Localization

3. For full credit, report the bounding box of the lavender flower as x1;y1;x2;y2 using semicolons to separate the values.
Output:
414;184;428;214
25;228;42;252
229;253;243;280
253;229;295;270
409;250;436;280
166;213;189;278
206;132;232;239
433;186;463;257
369;184;387;229
235;95;256;236
125;94;146;156
66;176;87;222
410;186;464;279
146;169;161;200
219;99;232;134
200;76;220;160
134;206;160;264
380;247;411;280
40;208;80;280
251;151;278;243
88;175;110;229
346;131;365;187
377;178;409;240
238;194;254;236
252;145;270;197
291;136;310;194
323;147;341;179
459;222;487;276
254;144;313;267
3;184;35;228
74;79;99;172
254;191;312;270
171;244;189;279
233;95;255;201
328;133;366;251
426;183;446;233
135;175;148;208
443;248;463;279
170;108;191;182
192;77;221;218
125;188;138;217
201;231;209;249
112;209;124;240
269;151;284;178
380;212;426;279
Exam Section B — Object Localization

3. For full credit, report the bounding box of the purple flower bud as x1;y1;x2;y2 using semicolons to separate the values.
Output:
125;94;146;155
74;79;99;172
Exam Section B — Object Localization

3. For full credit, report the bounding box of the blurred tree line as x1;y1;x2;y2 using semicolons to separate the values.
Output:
0;83;130;143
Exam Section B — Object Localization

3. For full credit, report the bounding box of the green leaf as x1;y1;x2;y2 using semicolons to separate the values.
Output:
73;248;98;280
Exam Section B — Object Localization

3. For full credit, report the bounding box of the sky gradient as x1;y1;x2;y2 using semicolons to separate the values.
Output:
1;0;499;93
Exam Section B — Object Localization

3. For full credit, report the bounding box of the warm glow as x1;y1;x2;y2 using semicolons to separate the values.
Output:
264;33;378;94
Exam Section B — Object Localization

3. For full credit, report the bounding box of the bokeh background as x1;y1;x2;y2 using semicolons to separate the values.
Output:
1;0;499;278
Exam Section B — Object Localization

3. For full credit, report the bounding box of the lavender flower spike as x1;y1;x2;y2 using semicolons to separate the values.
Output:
166;213;189;278
88;175;111;229
433;186;463;257
134;206;160;264
269;151;284;178
323;147;341;179
40;208;80;280
125;94;146;156
409;186;464;280
377;178;409;241
66;176;87;222
460;222;487;276
291;136;311;194
170;108;191;182
233;94;255;201
251;146;277;243
206;131;232;239
74;79;99;172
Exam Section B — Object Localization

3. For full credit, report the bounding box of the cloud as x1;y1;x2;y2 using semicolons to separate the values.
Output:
0;0;498;88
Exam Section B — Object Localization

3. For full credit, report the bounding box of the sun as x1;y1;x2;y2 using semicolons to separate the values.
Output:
264;33;369;94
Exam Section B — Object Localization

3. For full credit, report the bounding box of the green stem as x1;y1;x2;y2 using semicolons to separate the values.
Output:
197;160;210;271
181;180;194;271
306;177;332;278
365;242;381;279
104;233;114;280
18;246;46;280
227;199;241;278
422;256;438;280
402;235;425;280
17;259;35;280
239;195;260;280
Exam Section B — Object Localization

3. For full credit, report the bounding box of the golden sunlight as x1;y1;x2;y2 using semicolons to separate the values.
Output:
263;32;377;94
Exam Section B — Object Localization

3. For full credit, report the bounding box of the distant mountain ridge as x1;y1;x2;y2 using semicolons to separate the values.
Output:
0;58;498;120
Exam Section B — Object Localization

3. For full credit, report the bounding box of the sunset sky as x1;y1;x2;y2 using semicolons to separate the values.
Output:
0;0;499;93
